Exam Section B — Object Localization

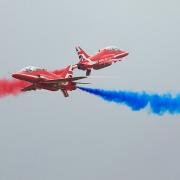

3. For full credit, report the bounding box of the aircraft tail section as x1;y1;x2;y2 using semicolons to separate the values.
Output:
75;46;90;62
55;65;74;78
53;65;77;78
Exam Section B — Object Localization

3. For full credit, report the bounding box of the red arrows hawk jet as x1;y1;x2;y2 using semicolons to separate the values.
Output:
75;46;129;76
12;65;86;97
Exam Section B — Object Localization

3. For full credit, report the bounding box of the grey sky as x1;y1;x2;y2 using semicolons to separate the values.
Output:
0;0;180;180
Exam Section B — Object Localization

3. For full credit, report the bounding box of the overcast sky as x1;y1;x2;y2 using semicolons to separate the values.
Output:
0;0;180;180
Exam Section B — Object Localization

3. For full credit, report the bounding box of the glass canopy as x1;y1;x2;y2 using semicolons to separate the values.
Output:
99;46;119;52
20;66;46;72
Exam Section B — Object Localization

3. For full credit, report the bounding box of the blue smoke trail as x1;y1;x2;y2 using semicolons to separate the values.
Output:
78;87;180;115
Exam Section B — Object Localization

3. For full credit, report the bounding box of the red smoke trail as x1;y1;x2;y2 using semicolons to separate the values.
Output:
0;79;29;97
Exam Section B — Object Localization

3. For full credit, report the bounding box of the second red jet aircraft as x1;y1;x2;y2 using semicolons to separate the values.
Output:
75;45;129;76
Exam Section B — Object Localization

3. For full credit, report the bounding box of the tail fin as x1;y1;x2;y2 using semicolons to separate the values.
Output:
75;46;90;61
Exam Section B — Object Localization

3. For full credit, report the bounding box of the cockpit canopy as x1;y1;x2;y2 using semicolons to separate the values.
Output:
20;66;46;72
99;46;119;52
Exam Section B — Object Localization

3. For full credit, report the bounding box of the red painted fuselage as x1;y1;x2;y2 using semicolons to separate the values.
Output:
75;46;129;76
12;65;85;97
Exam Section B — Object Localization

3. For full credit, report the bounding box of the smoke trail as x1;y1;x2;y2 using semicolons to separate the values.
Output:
0;79;29;97
78;87;180;115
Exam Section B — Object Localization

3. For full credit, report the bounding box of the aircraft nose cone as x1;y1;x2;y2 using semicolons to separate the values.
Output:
115;51;129;59
12;73;18;78
120;51;129;57
12;73;22;79
124;52;129;56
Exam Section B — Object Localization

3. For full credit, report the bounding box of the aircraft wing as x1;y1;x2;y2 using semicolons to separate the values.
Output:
21;84;36;92
99;59;121;65
41;76;87;84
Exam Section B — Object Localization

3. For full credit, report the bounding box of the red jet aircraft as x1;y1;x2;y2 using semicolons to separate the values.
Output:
12;65;86;97
75;46;129;76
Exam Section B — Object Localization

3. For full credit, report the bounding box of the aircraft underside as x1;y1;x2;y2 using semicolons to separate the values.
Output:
21;83;73;97
93;63;112;70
